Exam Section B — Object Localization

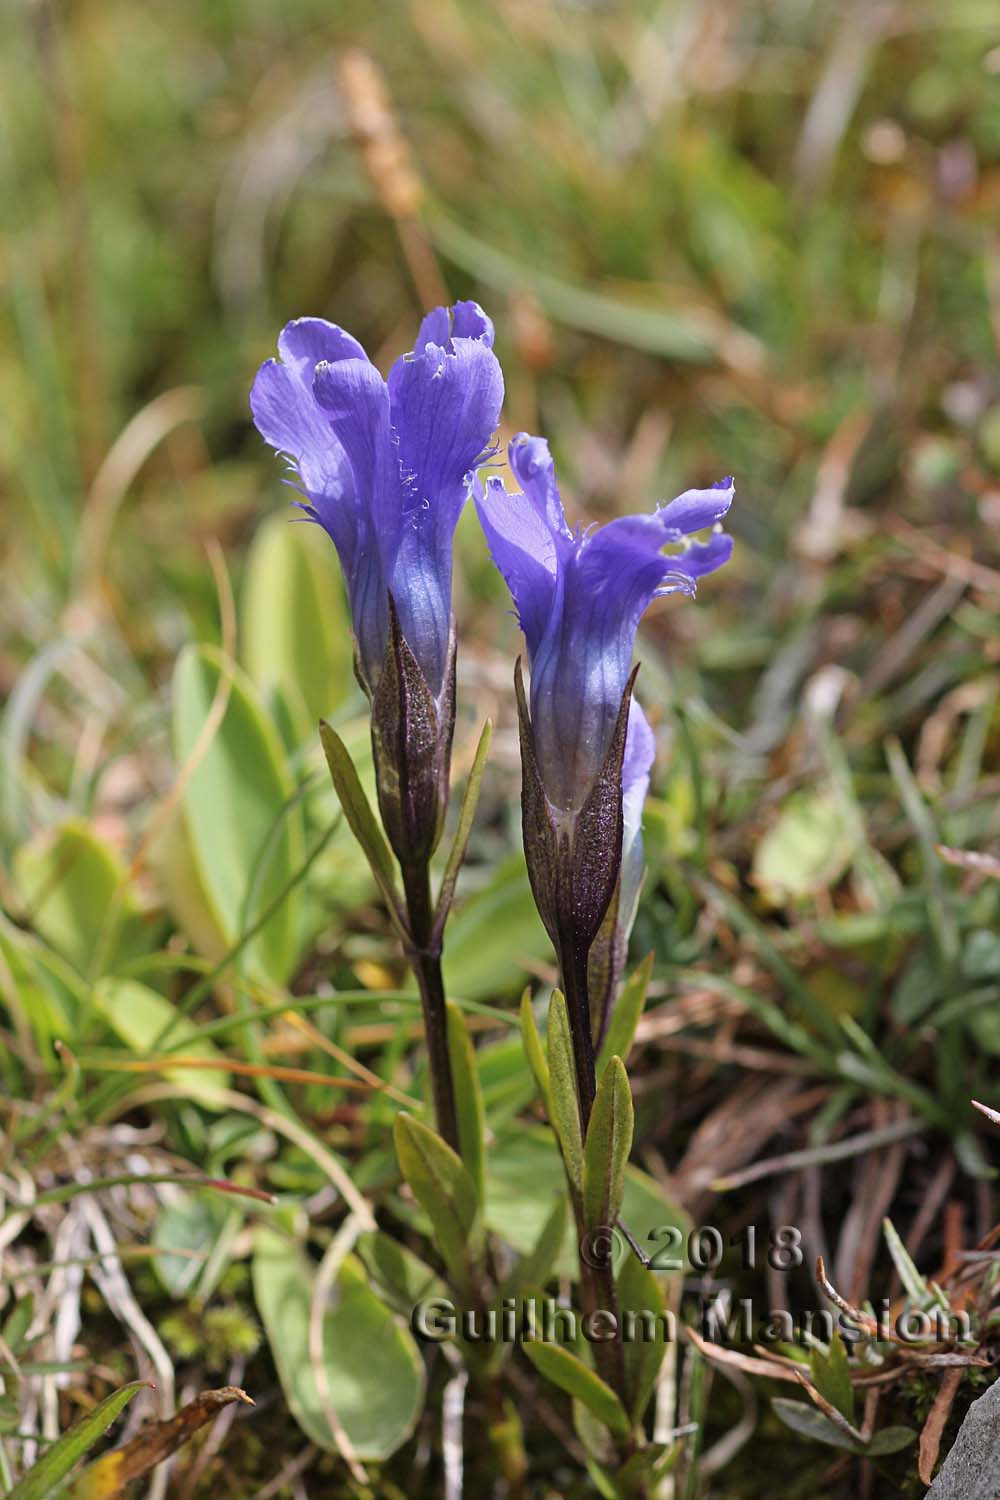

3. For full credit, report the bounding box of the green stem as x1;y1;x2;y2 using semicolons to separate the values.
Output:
401;858;460;1153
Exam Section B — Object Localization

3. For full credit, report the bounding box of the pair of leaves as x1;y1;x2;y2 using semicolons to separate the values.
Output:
542;991;634;1232
168;643;305;986
393;1113;484;1291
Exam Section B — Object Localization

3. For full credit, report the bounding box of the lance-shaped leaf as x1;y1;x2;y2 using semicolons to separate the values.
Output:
583;1056;633;1231
546;990;584;1205
519;989;553;1117
371;595;453;866
505;1193;569;1298
617;1251;668;1422
596;953;653;1075
64;1388;254;1499
318;719;405;933
523;1344;630;1439
5;1381;149;1500
445;1001;486;1203
433;717;492;941
393;1112;483;1286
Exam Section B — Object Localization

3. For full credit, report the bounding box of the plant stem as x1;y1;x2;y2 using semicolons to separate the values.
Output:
558;933;598;1129
558;933;630;1416
401;858;460;1153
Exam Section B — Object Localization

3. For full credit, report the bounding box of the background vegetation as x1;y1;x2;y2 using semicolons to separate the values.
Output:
1;0;999;1495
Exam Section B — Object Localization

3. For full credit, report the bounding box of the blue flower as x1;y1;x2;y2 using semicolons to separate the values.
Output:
251;301;504;698
475;433;733;812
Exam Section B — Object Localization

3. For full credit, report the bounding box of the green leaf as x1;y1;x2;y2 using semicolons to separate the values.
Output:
252;1231;424;1461
318;720;404;931
809;1331;854;1424
445;1002;486;1202
597;955;652;1074
583;1057;633;1231
441;854;548;1001
770;1397;858;1452
485;1127;690;1280
152;1192;231;1297
752;787;856;903
392;1113;482;1286
506;1195;569;1297
433;719;492;935
616;1251;667;1422
92;978;228;1108
546;991;584;1203
881;1217;929;1305
5;1380;148;1500
12;821;152;978
522;1344;630;1439
241;511;353;733
356;1231;448;1315
173;644;304;985
519;990;552;1115
864;1426;916;1456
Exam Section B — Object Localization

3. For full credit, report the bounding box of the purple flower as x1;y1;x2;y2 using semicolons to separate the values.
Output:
250;301;503;699
478;433;732;1117
475;433;733;812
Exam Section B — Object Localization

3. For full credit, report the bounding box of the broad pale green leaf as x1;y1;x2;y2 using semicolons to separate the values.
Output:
356;1230;448;1314
445;1001;486;1202
753;787;856;904
152;1192;231;1297
252;1231;424;1461
393;1113;482;1286
13;820;153;977
93;978;228;1108
523;1344;630;1438
583;1057;633;1231
5;1380;148;1500
505;1195;568;1297
597;954;653;1074
616;1250;667;1422
441;854;548;1001
241;511;353;734
173;644;304;984
546;991;584;1203
485;1127;690;1280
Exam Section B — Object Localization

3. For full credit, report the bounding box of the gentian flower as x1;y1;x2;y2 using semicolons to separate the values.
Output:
251;301;502;698
475;433;733;1115
251;302;504;866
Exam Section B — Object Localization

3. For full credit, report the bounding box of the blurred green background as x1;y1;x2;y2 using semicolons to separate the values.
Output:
2;1;1000;1492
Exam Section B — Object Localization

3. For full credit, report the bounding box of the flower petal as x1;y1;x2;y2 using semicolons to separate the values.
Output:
414;300;495;354
312;357;399;684
656;477;734;536
386;335;504;691
474;472;563;658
